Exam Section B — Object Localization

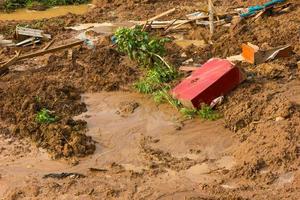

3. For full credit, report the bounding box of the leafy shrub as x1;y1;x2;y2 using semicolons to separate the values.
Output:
115;26;178;100
115;26;170;67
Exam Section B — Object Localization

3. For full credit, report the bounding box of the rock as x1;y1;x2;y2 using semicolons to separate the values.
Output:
275;116;285;122
182;58;193;65
181;52;187;58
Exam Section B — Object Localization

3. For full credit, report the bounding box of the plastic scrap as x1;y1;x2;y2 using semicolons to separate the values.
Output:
240;0;286;18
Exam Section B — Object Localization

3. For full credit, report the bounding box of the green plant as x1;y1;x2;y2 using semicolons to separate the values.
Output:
115;26;171;67
36;108;58;124
153;87;181;109
180;105;220;121
115;26;179;107
198;105;220;121
134;62;178;94
180;108;198;119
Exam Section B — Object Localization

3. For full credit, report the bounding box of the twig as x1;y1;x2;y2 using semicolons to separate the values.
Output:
142;21;149;31
0;51;21;75
164;18;180;33
135;8;177;29
43;39;56;50
152;53;172;71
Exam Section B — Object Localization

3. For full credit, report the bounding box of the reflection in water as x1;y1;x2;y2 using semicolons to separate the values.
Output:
0;3;95;21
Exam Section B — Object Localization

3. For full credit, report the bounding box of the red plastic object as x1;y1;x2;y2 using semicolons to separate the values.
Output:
171;58;244;108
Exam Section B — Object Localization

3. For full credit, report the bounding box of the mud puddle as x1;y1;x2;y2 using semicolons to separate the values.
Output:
0;2;96;21
0;92;237;197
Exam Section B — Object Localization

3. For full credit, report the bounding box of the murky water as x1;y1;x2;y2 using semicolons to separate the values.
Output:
0;2;96;21
0;92;237;196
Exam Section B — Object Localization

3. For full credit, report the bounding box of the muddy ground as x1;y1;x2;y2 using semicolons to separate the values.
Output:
0;0;300;199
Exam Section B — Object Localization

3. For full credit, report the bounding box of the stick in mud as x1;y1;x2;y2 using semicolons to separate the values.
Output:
43;172;86;179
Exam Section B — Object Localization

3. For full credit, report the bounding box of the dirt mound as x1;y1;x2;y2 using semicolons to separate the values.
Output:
221;76;300;184
0;45;139;159
0;79;95;159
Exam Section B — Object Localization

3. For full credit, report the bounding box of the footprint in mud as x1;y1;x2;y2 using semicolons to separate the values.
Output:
115;101;140;117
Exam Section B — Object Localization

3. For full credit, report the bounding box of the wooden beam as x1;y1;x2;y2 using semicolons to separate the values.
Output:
208;0;215;37
0;40;84;75
133;8;176;29
18;40;83;60
148;8;176;22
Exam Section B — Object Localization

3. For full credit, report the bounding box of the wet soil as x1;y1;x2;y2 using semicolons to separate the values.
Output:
0;92;237;199
0;0;300;199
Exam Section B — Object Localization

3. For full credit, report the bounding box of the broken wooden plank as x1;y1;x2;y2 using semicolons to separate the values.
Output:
16;27;51;39
134;8;176;29
179;66;200;72
0;40;83;75
242;43;293;64
18;40;83;61
148;8;176;22
0;35;15;47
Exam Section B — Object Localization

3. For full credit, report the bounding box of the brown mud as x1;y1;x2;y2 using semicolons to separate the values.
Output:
0;0;300;199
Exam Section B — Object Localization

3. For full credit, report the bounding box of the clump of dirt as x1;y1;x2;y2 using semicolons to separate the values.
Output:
116;101;140;117
0;45;139;159
0;79;95;159
140;136;198;171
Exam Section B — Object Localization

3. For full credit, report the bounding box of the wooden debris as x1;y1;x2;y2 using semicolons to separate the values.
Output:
148;8;176;22
15;40;83;60
137;8;176;29
0;35;15;47
16;27;51;39
179;66;200;72
43;39;56;50
0;40;84;75
0;51;21;75
242;43;293;64
208;0;215;37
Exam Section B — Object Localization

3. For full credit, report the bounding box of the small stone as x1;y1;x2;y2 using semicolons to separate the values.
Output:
26;164;33;169
181;52;187;58
275;117;285;122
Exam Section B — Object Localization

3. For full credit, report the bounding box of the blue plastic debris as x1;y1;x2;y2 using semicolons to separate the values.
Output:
240;0;286;18
111;35;117;44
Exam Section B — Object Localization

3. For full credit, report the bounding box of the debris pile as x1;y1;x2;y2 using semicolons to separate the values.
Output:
0;0;299;199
